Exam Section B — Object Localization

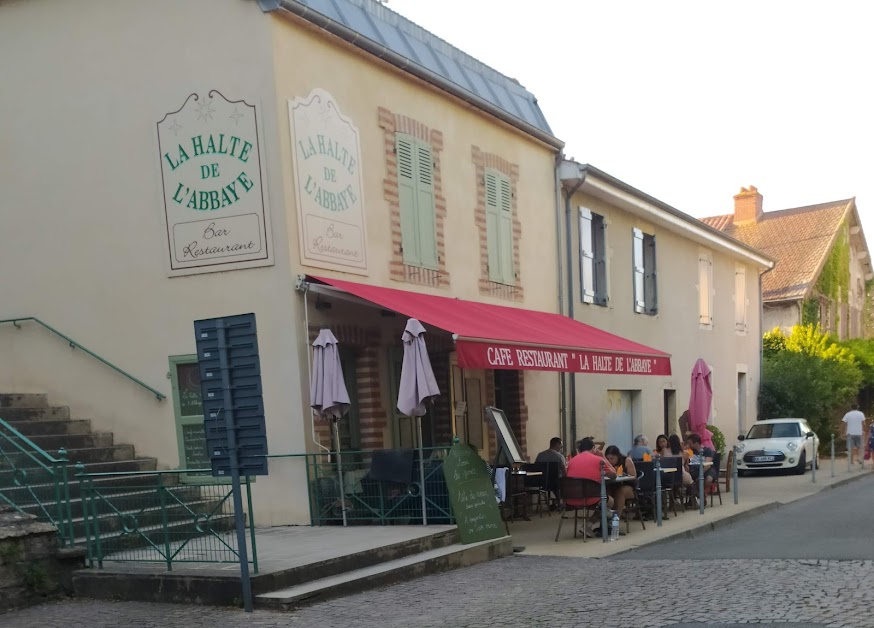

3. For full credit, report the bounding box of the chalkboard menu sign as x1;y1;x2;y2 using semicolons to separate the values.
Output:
176;362;203;416
182;424;210;475
443;442;504;544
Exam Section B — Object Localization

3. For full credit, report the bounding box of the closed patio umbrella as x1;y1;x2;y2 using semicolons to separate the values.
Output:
311;329;351;526
398;318;440;525
689;358;714;449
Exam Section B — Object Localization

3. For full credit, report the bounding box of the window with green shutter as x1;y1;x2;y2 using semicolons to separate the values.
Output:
580;207;608;306
485;169;515;285
396;133;438;270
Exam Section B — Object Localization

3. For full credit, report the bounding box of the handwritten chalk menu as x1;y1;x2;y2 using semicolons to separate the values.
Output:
443;443;504;544
181;424;210;474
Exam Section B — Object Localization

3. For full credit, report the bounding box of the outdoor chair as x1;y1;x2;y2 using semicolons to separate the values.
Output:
522;462;551;517
707;451;723;506
554;477;602;542
657;456;682;517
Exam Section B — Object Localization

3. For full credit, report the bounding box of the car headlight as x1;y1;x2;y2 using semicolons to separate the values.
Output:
736;443;745;452
787;442;798;451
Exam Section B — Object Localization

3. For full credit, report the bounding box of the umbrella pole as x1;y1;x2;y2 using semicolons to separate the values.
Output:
332;419;348;527
417;413;427;526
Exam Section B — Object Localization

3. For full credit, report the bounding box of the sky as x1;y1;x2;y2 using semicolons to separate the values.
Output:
388;0;874;234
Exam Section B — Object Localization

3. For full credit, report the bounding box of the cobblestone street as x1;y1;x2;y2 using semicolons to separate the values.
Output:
5;556;871;628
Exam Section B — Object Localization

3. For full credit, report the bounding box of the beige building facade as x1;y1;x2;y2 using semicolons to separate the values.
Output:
0;0;582;525
551;163;775;451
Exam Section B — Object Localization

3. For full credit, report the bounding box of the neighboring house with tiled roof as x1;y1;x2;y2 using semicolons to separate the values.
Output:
702;187;872;338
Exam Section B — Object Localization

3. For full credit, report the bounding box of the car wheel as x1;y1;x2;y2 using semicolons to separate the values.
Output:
795;451;807;475
814;453;819;470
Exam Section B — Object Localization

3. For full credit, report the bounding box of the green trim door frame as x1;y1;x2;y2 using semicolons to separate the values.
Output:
168;354;212;481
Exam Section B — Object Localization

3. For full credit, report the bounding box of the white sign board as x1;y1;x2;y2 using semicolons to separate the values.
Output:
289;89;368;274
157;91;272;276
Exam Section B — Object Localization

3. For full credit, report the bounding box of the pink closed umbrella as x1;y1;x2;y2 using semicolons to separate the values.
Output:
689;358;714;449
398;318;440;525
311;329;351;526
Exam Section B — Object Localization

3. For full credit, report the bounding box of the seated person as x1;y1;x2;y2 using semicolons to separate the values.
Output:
627;434;653;460
687;433;717;493
566;437;615;533
654;434;671;457
668;433;694;486
603;445;636;524
535;437;567;477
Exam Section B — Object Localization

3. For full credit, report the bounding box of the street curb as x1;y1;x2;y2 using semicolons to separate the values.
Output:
606;502;782;557
606;472;872;557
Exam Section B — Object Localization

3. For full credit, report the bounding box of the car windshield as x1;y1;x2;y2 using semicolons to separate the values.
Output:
747;423;801;439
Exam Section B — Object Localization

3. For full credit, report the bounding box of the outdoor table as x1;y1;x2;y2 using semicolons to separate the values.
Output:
606;474;636;484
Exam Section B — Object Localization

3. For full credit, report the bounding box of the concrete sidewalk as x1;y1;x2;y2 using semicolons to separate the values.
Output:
508;458;872;559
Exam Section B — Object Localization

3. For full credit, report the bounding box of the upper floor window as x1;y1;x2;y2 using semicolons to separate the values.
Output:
735;265;748;332
485;168;515;285
579;207;607;306
632;228;657;315
396;133;438;269
698;253;713;327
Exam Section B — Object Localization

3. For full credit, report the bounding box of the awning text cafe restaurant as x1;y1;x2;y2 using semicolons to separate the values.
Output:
297;274;672;526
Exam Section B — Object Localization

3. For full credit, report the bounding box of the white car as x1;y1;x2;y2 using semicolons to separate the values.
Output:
735;418;820;475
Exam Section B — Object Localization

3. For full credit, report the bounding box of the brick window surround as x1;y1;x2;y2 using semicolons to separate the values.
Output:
471;146;523;300
309;325;386;451
378;107;449;289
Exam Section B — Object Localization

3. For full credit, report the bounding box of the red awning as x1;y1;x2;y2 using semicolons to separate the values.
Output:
309;276;671;376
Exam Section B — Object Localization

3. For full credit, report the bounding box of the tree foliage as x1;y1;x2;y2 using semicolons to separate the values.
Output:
760;325;862;440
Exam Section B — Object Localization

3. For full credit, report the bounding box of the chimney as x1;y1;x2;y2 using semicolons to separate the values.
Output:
733;185;763;224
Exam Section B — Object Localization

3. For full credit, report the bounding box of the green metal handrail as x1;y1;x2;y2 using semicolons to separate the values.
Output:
0;417;74;546
0;317;165;400
76;466;257;572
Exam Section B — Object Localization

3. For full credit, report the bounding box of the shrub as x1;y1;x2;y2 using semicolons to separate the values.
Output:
708;425;726;455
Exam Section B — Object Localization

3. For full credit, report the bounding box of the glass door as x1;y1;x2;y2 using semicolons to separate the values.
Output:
169;355;211;479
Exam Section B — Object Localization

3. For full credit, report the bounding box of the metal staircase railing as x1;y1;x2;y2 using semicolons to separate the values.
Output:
0;417;74;546
0;317;165;400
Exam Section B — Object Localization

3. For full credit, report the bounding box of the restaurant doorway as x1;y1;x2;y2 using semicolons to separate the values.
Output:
606;390;638;454
663;389;677;436
449;356;488;456
737;371;748;436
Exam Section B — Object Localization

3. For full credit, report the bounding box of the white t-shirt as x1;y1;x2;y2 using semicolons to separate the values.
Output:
842;410;866;436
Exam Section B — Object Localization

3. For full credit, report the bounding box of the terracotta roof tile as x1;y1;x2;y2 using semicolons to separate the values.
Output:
702;199;852;302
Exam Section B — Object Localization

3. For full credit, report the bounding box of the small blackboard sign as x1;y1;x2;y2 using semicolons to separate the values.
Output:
443;442;504;544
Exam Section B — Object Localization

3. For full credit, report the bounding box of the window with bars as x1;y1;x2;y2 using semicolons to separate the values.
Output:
485;168;515;285
632;228;657;315
579;207;607;306
396;133;438;269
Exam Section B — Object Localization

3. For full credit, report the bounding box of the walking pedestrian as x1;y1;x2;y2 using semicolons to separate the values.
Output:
842;404;867;468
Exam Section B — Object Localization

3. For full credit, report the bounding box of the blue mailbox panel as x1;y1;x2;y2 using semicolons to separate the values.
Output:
194;313;268;477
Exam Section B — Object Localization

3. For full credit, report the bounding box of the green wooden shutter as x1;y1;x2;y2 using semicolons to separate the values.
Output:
498;175;514;284
396;134;420;266
415;142;439;270
579;206;594;303
485;170;501;282
632;228;645;313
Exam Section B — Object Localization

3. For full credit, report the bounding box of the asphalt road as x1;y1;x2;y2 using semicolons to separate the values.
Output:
616;473;874;560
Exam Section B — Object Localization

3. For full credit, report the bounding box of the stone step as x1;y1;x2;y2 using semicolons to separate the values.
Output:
257;536;513;610
26;432;115;450
0;406;71;421
5;419;92;436
63;445;136;465
71;527;461;605
0;393;48;409
2;472;171;502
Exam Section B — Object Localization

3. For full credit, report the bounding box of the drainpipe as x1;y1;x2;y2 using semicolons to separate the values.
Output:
554;154;567;445
564;169;587;447
758;267;773;421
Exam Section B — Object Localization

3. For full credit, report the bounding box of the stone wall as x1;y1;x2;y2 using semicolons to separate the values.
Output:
0;508;84;612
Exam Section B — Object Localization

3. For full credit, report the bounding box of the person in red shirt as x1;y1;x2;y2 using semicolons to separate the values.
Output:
566;437;615;534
